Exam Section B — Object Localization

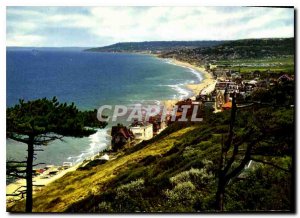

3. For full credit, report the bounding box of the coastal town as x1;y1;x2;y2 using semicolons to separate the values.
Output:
6;55;294;207
109;60;294;152
5;5;295;212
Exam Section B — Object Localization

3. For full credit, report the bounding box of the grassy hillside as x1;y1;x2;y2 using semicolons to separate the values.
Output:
85;41;225;53
9;124;197;212
8;81;294;212
159;38;294;73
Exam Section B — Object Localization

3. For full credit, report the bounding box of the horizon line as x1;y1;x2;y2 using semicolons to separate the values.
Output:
6;37;294;48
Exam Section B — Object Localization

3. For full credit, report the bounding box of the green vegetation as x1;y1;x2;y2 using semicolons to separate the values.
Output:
6;97;107;212
8;81;294;212
85;40;225;53
215;56;294;73
87;38;294;74
160;38;294;73
8;125;195;212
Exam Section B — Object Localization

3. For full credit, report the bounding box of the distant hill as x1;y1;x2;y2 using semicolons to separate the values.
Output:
85;41;226;53
159;38;294;64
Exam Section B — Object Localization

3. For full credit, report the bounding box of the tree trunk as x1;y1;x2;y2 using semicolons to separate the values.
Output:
215;94;237;211
26;139;34;212
216;172;225;211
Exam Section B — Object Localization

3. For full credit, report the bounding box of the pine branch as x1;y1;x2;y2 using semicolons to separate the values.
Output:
32;163;46;167
7;134;29;144
225;140;256;181
7;160;27;164
7;173;26;179
251;158;290;173
223;128;254;174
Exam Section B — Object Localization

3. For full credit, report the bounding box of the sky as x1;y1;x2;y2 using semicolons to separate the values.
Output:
6;6;294;47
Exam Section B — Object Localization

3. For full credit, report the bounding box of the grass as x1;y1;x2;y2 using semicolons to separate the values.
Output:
9;126;196;212
215;56;294;73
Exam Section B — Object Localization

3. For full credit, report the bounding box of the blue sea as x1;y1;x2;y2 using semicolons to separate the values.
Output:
6;48;203;167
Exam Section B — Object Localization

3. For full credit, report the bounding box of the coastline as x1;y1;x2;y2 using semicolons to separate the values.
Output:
6;162;82;203
6;151;104;204
159;57;216;109
6;53;216;205
6;130;110;203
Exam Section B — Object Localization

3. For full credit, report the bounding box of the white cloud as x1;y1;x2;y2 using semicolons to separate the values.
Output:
6;6;294;47
7;34;44;46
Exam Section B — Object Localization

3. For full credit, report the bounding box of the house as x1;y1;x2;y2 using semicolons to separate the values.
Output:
222;102;232;110
278;74;293;83
215;90;225;111
174;99;203;120
214;87;232;111
243;80;257;93
129;120;153;141
213;68;228;79
111;124;135;151
149;115;167;135
203;101;215;111
241;72;254;80
256;80;268;89
253;70;261;78
215;81;239;93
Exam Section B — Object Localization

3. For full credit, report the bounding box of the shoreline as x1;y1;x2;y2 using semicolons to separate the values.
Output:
6;130;110;203
6;150;105;204
6;53;216;204
6;162;81;203
158;57;216;109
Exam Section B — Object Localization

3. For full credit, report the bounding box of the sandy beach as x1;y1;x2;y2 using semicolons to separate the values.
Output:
6;152;105;204
6;162;82;204
162;58;216;109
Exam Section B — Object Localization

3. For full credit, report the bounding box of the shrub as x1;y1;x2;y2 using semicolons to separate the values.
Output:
164;181;196;212
170;165;213;187
114;178;145;212
98;201;113;212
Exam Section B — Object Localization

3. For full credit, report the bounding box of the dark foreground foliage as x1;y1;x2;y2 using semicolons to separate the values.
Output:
65;83;294;213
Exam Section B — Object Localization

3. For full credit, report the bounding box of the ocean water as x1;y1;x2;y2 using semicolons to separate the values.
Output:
6;48;203;167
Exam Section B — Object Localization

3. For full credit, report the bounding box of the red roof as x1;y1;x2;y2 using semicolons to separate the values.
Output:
222;102;232;109
119;128;134;139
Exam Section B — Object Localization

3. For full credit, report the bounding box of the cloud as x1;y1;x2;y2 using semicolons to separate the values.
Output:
7;34;44;46
6;6;294;47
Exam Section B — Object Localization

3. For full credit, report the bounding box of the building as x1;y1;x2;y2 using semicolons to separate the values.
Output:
149;115;167;135
111;124;135;151
215;90;225;111
215;81;239;93
222;101;232;110
129;120;153;141
241;72;254;80
213;68;228;79
278;74;293;83
214;87;232;112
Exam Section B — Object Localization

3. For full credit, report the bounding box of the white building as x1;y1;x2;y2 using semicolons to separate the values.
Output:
215;81;239;93
129;123;153;141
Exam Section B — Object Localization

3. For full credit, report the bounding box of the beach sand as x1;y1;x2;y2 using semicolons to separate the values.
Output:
162;58;216;109
6;149;110;204
6;162;82;204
